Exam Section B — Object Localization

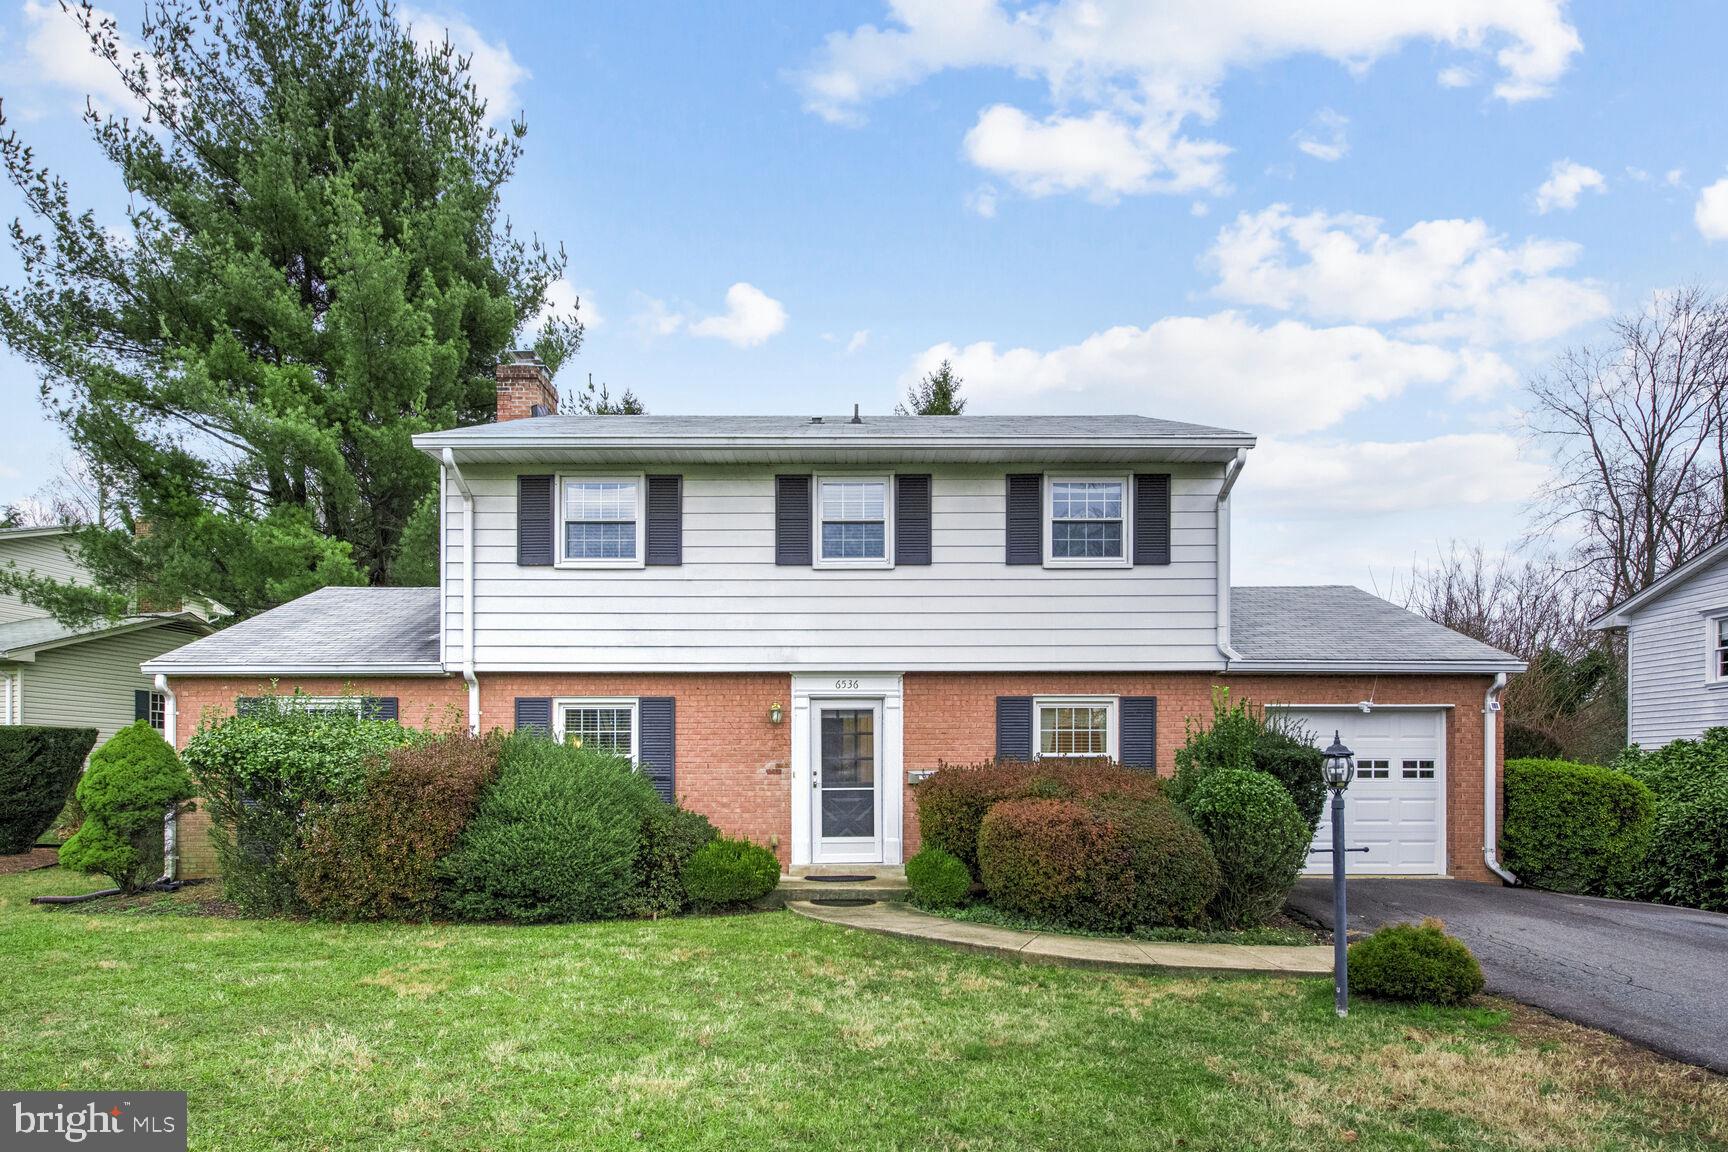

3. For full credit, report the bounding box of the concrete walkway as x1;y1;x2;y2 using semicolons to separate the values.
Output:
787;900;1332;976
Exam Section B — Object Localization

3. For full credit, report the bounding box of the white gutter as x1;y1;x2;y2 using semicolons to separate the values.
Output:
154;672;178;883
139;662;448;677
1216;449;1247;662
443;449;481;735
1482;671;1518;885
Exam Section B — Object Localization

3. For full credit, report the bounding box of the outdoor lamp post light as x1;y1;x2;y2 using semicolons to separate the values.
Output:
1321;730;1356;1018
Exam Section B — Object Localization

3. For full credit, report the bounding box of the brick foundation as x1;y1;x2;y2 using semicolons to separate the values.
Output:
166;669;1502;883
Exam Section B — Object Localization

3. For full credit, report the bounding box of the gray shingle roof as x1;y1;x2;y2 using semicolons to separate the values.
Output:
143;587;440;672
0;614;206;660
1230;586;1523;669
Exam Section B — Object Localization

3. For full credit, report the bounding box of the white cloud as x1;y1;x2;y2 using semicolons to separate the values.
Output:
630;294;685;340
903;312;1486;435
1437;65;1476;88
527;277;596;334
798;1;1580;201
966;183;1000;218
1248;432;1546;515
1294;108;1349;163
1625;166;1650;183
1533;159;1605;213
845;330;871;355
1206;205;1610;345
686;283;789;348
15;0;145;118
1665;168;1687;188
398;7;528;127
1696;178;1728;242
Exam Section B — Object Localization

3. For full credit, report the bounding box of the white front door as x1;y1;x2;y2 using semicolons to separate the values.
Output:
811;699;883;864
1284;708;1447;877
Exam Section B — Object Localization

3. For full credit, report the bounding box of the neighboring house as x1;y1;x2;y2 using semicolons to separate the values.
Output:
148;352;1525;882
1591;537;1728;748
0;525;213;748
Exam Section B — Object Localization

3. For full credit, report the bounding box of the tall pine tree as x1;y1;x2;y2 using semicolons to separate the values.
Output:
898;360;966;415
0;0;579;621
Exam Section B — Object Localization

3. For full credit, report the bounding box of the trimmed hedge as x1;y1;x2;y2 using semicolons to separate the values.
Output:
681;837;780;911
0;726;97;853
439;735;664;923
905;846;972;909
1349;918;1484;1006
1179;768;1309;928
976;795;1219;931
59;722;192;891
296;733;502;920
1501;758;1653;897
1614;730;1728;912
628;806;720;919
915;759;1161;878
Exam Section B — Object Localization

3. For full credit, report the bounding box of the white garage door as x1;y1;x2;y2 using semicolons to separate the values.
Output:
1278;708;1447;877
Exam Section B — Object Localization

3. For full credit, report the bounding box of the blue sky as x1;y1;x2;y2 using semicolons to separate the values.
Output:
1;1;1725;588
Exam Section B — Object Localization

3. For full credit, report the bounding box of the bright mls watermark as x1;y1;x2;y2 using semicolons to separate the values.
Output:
4;1093;186;1150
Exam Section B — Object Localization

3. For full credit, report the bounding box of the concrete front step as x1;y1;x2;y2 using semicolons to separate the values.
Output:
768;866;910;908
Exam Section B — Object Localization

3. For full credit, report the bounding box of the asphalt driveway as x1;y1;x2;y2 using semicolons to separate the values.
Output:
1287;878;1728;1073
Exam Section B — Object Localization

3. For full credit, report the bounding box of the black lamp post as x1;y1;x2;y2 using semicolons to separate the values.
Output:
1321;730;1356;1018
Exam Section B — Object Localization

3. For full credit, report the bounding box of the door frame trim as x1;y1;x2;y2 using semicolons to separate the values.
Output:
790;673;904;867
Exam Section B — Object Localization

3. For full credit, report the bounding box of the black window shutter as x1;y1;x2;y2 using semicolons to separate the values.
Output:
638;697;676;802
235;697;262;717
515;697;553;735
361;696;399;722
775;475;812;566
134;689;150;722
996;696;1033;761
517;475;555;566
1005;474;1042;565
645;475;683;566
1133;473;1172;566
895;474;932;565
1119;697;1158;769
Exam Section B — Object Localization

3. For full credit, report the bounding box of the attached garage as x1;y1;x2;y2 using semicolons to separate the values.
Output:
1277;706;1448;877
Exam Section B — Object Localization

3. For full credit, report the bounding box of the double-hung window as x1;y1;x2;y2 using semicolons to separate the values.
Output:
147;692;168;734
1046;477;1129;566
561;477;643;567
1709;616;1728;683
555;698;638;761
816;477;892;568
1034;697;1117;759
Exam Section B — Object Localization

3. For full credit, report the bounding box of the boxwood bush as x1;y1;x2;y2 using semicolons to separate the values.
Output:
440;735;664;923
681;837;781;911
905;845;972;909
58;722;192;891
1501;758;1654;897
0;725;98;853
1349;918;1484;1006
627;805;720;919
1179;768;1309;928
1614;730;1728;912
1169;688;1326;830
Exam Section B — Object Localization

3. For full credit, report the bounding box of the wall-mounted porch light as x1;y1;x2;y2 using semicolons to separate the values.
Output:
769;701;784;726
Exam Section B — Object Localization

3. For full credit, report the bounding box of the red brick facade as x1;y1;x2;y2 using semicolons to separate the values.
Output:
166;669;1502;882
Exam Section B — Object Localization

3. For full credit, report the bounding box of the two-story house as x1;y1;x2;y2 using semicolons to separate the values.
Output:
148;353;1525;882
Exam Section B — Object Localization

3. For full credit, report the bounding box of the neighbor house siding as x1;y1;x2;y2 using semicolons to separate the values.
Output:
19;624;207;748
1623;554;1728;746
0;535;86;625
443;463;1225;672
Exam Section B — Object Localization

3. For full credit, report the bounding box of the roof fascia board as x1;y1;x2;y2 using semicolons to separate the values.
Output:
1;615;210;662
1589;537;1728;630
141;661;449;677
1225;659;1528;675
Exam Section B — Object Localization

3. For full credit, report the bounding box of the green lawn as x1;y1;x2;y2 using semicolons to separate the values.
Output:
2;870;1723;1152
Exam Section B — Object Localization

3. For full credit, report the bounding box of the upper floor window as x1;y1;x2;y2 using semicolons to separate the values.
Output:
1046;477;1129;567
561;477;643;567
817;477;892;569
1711;616;1728;682
1034;697;1116;758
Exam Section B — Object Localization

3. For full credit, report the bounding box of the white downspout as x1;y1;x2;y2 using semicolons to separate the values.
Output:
1216;449;1247;664
1482;672;1518;885
154;672;178;883
443;449;481;735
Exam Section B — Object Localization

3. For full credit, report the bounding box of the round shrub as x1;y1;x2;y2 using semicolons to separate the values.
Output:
1095;797;1221;929
627;806;720;919
1349;918;1485;1006
439;735;664;923
1640;784;1728;913
979;798;1130;930
681;837;781;911
1180;768;1310;928
59;722;193;892
1501;758;1654;897
905;846;971;909
0;726;98;853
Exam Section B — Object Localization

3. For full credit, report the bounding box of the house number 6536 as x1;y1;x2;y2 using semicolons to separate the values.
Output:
834;678;860;690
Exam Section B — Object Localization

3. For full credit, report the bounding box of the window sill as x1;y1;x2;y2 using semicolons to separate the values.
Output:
1042;557;1131;570
555;558;646;570
814;558;895;571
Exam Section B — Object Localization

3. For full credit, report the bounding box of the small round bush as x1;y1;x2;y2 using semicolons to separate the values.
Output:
1180;768;1310;928
905;846;971;909
1502;758;1654;897
681;837;781;911
628;806;720;918
1349;918;1485;1006
1095;797;1221;929
0;726;98;853
59;722;193;892
978;798;1130;930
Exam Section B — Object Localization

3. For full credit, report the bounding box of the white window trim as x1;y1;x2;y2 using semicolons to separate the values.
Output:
813;474;895;570
1043;474;1132;569
552;697;639;763
1032;696;1119;760
556;474;647;570
1706;615;1728;687
289;696;365;715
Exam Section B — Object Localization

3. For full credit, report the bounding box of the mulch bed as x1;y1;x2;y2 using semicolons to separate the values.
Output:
0;848;61;875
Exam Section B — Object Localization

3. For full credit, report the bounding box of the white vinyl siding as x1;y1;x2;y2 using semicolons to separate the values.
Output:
17;624;205;751
444;463;1225;672
1623;555;1728;746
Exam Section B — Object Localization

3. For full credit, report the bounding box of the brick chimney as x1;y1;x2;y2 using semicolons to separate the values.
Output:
495;350;557;421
